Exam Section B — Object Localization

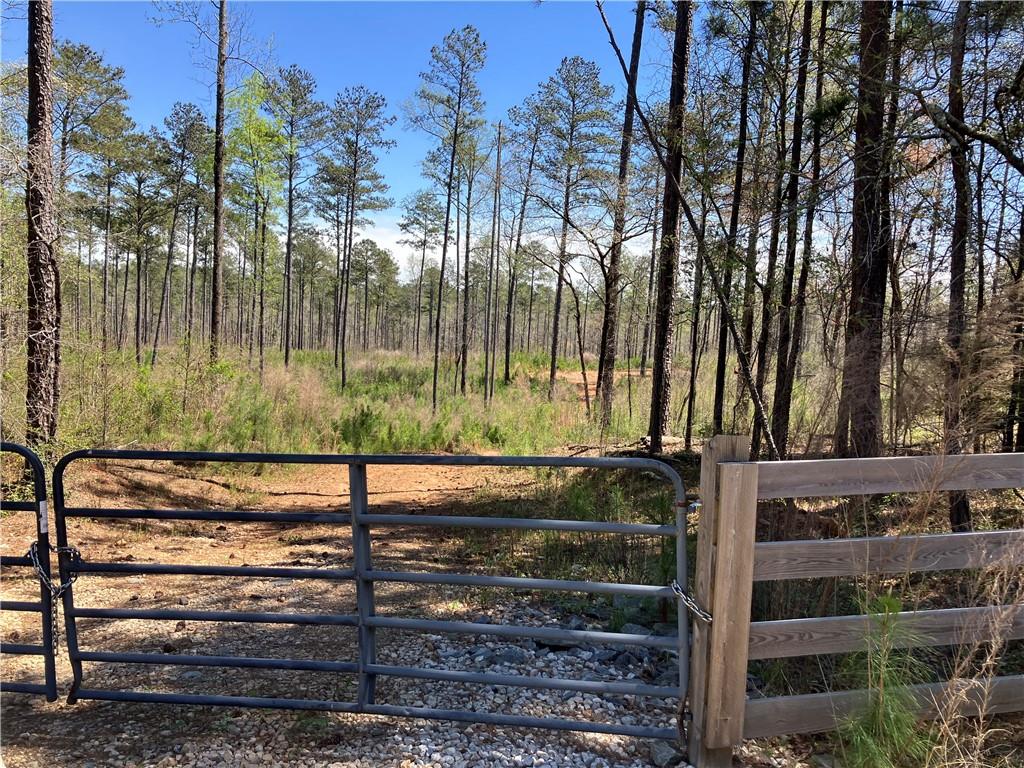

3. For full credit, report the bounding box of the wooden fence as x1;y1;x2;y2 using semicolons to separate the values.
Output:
689;436;1024;768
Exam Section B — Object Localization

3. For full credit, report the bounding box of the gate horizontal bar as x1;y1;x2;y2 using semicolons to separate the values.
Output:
70;688;678;739
70;607;358;626
0;682;50;695
63;507;352;524
0;501;37;512
0;601;43;612
365;702;678;739
75;562;356;580
1;555;32;567
367;570;673;597
366;663;679;698
77;650;358;673
367;617;678;649
359;513;676;536
1;643;45;655
55;450;684;495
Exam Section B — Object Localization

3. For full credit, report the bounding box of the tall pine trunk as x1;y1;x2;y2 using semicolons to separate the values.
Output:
432;83;465;412
712;0;758;435
836;0;891;458
945;0;972;531
647;0;692;453
599;0;645;429
25;0;60;444
784;1;830;455
209;0;227;362
548;164;572;400
769;0;813;458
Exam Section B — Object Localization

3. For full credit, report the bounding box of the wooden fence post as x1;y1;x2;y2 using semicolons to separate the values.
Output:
690;435;758;767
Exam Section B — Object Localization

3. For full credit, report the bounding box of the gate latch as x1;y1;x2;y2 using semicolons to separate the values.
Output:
671;579;712;624
27;541;82;654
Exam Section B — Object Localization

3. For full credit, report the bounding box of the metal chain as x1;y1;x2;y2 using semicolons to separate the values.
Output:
27;541;81;655
671;579;712;624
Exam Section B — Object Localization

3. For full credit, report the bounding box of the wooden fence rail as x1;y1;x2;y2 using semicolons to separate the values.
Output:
689;436;1024;768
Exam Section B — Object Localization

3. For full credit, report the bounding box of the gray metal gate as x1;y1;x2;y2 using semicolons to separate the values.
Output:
1;442;58;700
52;449;692;740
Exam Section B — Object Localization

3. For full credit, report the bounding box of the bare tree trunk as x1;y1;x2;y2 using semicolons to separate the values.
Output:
258;198;267;381
415;237;426;356
341;187;355;386
945;0;972;531
134;203;145;366
432;86;465;412
639;167;659;377
25;0;60;445
571;284;591;417
599;0;645;429
750;12;794;459
505;133;537;383
484;124;502;400
684;206;707;451
209;0;227;362
647;0;692;453
151;174;184;367
460;167;474;395
836;0;891;458
713;0;758;435
784;1;830;455
769;0;813;458
548;165;572;400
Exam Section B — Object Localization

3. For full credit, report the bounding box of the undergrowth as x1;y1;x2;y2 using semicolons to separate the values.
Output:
2;346;654;458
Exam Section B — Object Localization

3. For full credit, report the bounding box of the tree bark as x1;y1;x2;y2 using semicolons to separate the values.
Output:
460;163;474;395
639;167;659;378
25;0;60;445
835;0;891;458
945;0;972;531
432;81;466;412
713;0;758;435
599;0;645;429
548;164;572;400
647;0;692;453
769;0;813;458
784;1;830;456
209;0;227;362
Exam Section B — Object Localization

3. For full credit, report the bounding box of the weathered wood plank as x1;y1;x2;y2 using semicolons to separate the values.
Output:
744;675;1024;738
748;604;1024;660
753;529;1024;581
755;453;1023;499
690;436;749;768
703;463;759;748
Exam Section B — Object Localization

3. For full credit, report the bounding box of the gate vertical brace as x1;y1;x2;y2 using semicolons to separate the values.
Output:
349;463;376;706
675;496;689;744
51;465;84;702
36;498;57;701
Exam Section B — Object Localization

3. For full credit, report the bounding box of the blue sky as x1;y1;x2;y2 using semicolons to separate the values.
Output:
3;1;667;264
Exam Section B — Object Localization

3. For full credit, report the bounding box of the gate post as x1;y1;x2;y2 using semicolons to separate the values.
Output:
689;436;758;767
349;463;376;705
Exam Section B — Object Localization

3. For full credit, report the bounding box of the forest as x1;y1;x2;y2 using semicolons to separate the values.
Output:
3;0;1024;514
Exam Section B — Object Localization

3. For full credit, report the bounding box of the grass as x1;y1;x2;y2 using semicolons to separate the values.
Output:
456;465;686;622
3;345;638;458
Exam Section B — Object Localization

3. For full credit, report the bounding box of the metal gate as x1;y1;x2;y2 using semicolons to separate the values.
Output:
52;449;691;740
0;442;58;700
